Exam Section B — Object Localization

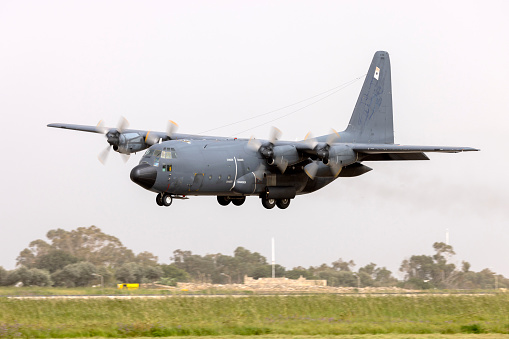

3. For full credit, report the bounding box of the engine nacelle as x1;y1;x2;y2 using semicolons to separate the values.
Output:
271;145;301;165
324;145;357;167
108;132;151;154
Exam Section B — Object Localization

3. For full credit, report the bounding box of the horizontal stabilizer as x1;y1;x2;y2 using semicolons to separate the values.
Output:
352;144;479;154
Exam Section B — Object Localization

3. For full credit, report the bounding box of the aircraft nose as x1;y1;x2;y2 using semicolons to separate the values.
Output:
130;163;157;189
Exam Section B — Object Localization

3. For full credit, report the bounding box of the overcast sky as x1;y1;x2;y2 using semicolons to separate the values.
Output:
1;0;508;278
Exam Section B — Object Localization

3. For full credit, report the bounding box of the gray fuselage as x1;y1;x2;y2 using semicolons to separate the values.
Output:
138;139;335;197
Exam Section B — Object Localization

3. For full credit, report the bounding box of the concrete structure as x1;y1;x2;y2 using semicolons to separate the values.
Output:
244;275;326;287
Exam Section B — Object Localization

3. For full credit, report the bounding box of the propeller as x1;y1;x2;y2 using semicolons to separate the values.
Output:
247;136;262;152
98;145;111;165
167;120;179;138
96;117;130;164
304;129;350;180
269;127;282;144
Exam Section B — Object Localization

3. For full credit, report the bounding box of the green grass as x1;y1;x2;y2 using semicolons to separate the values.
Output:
1;294;509;337
0;286;259;297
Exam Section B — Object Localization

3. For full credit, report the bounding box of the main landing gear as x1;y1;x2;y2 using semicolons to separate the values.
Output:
217;195;291;209
261;196;291;210
217;196;246;206
156;193;172;207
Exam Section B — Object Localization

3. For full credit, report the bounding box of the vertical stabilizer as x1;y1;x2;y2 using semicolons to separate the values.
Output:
346;51;394;144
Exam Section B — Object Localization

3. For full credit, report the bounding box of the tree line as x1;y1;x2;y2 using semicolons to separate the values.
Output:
0;226;506;289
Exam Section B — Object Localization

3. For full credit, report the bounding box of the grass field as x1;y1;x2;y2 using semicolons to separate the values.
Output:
1;294;509;337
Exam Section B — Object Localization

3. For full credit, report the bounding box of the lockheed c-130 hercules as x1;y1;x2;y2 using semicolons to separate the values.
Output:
48;51;478;209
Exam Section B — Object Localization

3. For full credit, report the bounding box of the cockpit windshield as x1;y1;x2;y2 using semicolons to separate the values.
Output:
143;148;178;158
143;149;154;157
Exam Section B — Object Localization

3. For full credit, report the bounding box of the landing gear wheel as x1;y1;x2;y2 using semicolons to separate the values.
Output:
261;197;276;209
217;196;231;206
156;193;164;206
276;198;291;209
162;194;173;207
232;196;246;206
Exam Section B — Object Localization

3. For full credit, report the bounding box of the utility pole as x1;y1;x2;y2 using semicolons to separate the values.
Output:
353;273;360;289
272;237;275;279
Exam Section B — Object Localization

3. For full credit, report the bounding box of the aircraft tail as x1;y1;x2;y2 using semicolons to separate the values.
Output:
345;51;394;144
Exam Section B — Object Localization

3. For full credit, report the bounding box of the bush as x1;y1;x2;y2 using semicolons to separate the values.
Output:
6;266;52;286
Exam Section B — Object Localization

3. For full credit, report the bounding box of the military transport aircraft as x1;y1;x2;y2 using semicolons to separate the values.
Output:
48;51;478;209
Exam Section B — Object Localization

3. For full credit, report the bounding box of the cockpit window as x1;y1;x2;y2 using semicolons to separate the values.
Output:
162;147;177;159
143;149;154;157
153;150;161;157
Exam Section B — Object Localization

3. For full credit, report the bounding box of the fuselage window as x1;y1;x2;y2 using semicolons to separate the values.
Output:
162;164;172;172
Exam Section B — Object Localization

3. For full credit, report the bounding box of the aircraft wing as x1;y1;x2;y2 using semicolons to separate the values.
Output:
47;123;232;141
47;123;104;133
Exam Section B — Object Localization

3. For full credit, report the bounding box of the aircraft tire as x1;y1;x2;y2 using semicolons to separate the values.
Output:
162;194;173;207
217;196;231;206
276;198;291;209
261;197;276;209
156;193;164;206
232;197;246;206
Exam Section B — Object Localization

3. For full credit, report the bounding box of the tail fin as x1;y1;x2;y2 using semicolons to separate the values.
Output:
345;51;394;144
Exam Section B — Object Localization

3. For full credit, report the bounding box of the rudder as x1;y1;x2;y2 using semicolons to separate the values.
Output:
345;51;394;144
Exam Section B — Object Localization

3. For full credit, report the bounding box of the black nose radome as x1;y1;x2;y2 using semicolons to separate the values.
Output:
130;163;157;190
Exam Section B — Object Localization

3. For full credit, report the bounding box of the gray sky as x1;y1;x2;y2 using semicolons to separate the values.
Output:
1;0;508;278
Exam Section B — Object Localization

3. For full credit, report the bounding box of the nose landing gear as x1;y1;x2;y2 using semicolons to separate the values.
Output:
156;193;173;207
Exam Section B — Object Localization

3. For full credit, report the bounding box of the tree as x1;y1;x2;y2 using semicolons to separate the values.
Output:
160;264;189;282
143;266;163;282
16;226;157;269
116;263;144;283
136;252;159;266
34;250;79;273
0;266;8;286
332;258;356;272
7;266;52;286
51;262;97;287
285;266;313;280
462;261;471;273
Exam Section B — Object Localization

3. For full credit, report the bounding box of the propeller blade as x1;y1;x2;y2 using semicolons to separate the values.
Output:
117;116;129;133
98;145;111;165
247;136;262;151
304;162;319;180
269;126;282;144
303;131;318;149
274;156;288;173
326;128;340;145
120;153;130;163
167;120;179;138
95;120;108;134
328;158;343;178
145;131;160;145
